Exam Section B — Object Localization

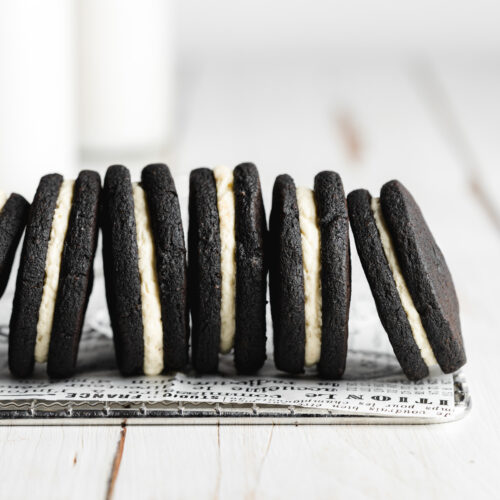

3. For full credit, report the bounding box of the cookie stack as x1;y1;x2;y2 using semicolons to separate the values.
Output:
189;164;267;375
9;172;100;378
348;181;466;380
102;164;189;376
0;190;29;300
269;172;350;379
0;163;467;380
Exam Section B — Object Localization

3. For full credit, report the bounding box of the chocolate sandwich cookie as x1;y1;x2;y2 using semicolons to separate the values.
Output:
347;180;466;380
141;164;189;371
269;172;350;378
9;171;101;378
188;163;267;374
0;190;30;298
102;164;188;376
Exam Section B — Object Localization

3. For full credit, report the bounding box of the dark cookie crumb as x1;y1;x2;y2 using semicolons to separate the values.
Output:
0;193;30;298
9;174;63;378
380;180;466;374
348;188;429;380
48;170;101;379
142;163;189;372
233;162;267;374
102;165;144;376
314;171;351;379
269;174;306;374
188;168;221;374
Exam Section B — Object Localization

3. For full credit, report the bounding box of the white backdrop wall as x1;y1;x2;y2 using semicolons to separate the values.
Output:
175;0;500;61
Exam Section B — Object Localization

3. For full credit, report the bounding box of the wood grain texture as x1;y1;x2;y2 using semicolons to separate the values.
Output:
0;426;118;500
1;60;499;499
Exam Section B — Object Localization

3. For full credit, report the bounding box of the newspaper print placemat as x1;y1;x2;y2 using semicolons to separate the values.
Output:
0;271;466;420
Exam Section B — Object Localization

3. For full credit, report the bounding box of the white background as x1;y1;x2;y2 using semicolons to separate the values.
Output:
0;1;499;499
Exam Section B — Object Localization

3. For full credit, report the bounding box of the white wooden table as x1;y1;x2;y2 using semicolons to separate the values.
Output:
1;59;499;499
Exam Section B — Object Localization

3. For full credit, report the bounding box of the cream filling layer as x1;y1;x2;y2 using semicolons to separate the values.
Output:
297;187;322;367
35;180;74;363
132;183;164;376
0;190;8;213
371;197;438;367
213;165;236;354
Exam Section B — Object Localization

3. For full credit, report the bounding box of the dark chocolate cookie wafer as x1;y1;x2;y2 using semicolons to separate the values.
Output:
314;171;351;379
380;180;466;373
47;170;101;378
9;174;63;378
102;165;144;376
0;193;30;298
233;162;267;374
269;174;306;374
348;188;429;380
141;163;189;372
188;168;221;373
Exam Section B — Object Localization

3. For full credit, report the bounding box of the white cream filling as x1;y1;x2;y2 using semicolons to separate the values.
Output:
0;190;8;213
371;197;438;367
297;187;322;367
132;183;164;376
34;180;74;363
213;165;236;354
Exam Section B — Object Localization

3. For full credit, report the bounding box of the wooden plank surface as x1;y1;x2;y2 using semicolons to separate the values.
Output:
0;60;498;499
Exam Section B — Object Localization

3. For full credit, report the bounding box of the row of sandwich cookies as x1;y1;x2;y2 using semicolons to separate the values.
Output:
2;163;466;380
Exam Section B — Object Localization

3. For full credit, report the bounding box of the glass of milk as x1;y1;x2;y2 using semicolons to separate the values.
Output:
78;0;175;180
